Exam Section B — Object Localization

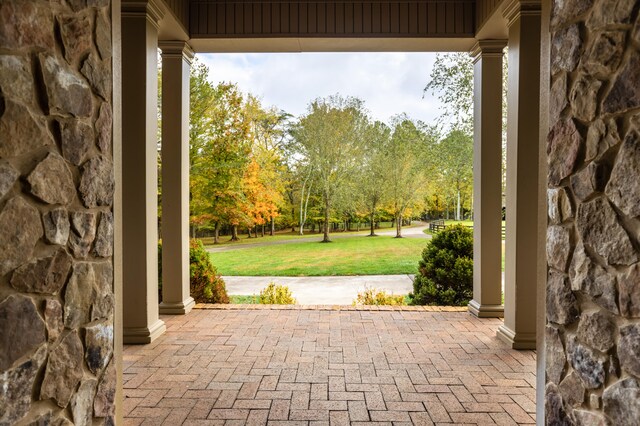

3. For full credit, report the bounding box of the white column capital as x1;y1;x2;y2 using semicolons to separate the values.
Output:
502;0;542;26
470;40;508;62
159;41;196;64
122;0;165;29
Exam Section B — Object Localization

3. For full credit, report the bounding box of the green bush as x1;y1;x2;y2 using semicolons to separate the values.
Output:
259;282;296;304
353;287;406;306
411;224;473;306
190;239;229;303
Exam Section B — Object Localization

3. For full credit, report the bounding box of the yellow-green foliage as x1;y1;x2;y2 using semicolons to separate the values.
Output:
353;287;406;306
259;282;297;305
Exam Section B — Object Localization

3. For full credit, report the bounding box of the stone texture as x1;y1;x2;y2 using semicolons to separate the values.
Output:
585;118;619;162
94;361;115;417
0;160;19;200
618;324;640;378
95;11;112;61
85;322;113;374
548;187;573;224
551;25;582;74
79;157;114;208
569;75;602;122
558;371;585;407
547;119;583;186
10;247;72;294
547;270;579;325
545;383;574;425
609;354;621;380
43;207;70;245
40;54;92;118
551;0;594;28
71;379;98;426
546;326;566;384
619;264;640;318
577;310;616;352
0;0;54;49
0;99;53;158
44;298;64;343
569;241;619;314
0;346;47;425
81;54;111;100
588;0;636;28
573;410;606;426
59;14;92;64
27;152;76;205
61;120;94;166
0;55;35;105
69;210;97;259
547;225;571;272
0;196;43;275
567;336;606;389
0;294;46;371
570;161;608;202
92;262;114;321
41;331;84;408
576;197;637;266
95;103;112;154
583;31;625;78
605;131;640;218
603;50;640;114
603;378;640;426
94;211;114;258
550;73;568;125
64;263;96;329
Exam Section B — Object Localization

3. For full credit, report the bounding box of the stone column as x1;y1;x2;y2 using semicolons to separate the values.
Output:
121;0;166;344
159;41;195;315
497;0;541;350
468;40;507;318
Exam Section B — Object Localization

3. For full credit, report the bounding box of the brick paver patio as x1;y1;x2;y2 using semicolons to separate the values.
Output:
123;306;536;425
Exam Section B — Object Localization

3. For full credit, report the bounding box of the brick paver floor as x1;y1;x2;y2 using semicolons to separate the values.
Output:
123;306;536;425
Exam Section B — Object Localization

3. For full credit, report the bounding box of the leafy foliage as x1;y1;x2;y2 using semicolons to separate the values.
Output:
353;287;406;306
189;239;229;303
411;224;473;306
259;282;297;304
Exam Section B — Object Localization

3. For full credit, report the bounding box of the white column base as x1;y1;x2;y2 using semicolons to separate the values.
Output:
159;297;195;315
123;319;166;344
468;299;504;318
496;324;536;349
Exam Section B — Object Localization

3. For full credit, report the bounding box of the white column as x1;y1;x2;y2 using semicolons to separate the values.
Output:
468;40;507;318
159;41;195;315
121;0;166;344
497;0;541;350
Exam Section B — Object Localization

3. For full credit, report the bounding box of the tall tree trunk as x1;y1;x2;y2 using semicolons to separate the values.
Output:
369;210;376;236
260;225;264;237
270;218;275;236
323;196;330;242
456;189;461;221
231;225;239;241
214;223;220;244
396;214;403;238
248;227;252;238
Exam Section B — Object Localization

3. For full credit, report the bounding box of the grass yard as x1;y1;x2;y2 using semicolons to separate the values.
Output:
210;235;426;276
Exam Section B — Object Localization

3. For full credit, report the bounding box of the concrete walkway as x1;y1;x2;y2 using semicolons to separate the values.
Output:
123;308;536;425
224;275;414;305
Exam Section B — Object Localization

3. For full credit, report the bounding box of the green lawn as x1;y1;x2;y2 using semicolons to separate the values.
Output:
210;235;426;276
229;295;260;304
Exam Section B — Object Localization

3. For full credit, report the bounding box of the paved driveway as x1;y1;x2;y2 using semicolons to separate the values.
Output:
123;307;536;425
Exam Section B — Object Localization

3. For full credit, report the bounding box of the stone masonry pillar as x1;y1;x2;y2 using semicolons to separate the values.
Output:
121;0;166;344
497;0;541;349
159;41;195;315
468;40;507;318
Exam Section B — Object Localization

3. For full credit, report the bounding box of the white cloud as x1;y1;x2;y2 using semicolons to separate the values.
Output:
197;52;444;125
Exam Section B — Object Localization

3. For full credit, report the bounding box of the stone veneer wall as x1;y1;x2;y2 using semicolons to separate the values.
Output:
546;0;640;424
0;0;115;424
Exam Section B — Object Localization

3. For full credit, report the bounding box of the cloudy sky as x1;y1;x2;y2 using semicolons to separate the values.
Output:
198;52;442;125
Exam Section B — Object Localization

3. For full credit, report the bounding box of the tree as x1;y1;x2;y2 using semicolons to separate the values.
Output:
435;130;473;221
290;95;368;242
359;121;391;236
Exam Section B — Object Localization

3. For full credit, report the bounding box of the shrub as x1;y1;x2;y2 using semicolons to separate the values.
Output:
353;287;406;306
411;224;473;306
189;239;230;304
259;282;296;304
